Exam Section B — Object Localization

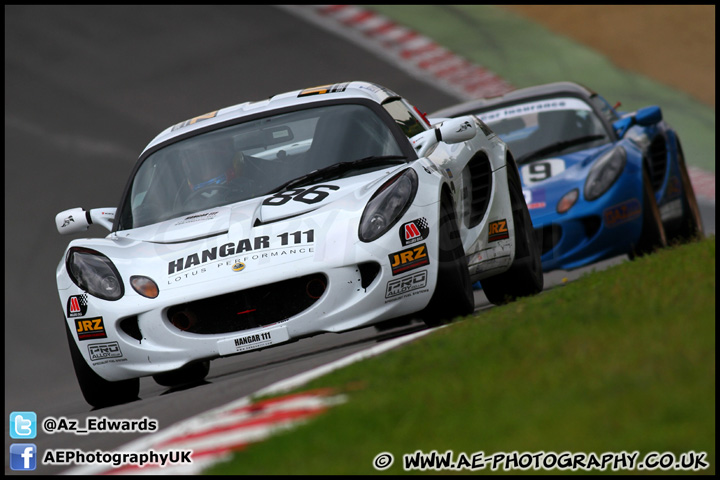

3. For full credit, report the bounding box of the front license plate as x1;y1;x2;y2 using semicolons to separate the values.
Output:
217;326;290;356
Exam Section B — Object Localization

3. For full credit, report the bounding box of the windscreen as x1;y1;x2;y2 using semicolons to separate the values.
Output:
477;97;609;160
118;103;404;229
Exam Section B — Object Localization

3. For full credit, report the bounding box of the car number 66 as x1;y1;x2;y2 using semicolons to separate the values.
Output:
262;184;340;206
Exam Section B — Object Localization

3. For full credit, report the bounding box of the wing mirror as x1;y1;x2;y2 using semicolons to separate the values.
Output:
411;116;477;157
55;207;116;234
636;105;662;126
613;106;662;138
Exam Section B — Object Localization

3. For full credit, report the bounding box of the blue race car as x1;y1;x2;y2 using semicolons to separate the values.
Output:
433;82;703;272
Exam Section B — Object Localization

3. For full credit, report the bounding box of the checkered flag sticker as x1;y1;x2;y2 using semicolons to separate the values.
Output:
400;217;430;245
67;293;89;317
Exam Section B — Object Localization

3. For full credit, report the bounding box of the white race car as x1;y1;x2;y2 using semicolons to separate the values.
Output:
55;81;543;407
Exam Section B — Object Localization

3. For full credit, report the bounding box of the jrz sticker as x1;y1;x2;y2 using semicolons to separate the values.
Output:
389;244;429;276
75;317;107;341
488;219;509;242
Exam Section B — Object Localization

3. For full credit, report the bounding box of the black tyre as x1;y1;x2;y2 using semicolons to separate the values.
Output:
482;164;544;306
667;142;704;244
65;321;139;408
420;194;474;327
152;360;210;387
631;168;668;258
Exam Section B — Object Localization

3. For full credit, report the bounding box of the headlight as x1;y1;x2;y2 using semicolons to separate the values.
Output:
66;247;124;301
584;147;627;201
358;168;418;242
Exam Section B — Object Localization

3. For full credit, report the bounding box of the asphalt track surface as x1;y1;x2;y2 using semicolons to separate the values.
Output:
4;5;715;475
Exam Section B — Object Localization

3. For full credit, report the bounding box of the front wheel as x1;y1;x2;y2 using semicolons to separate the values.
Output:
65;321;139;408
482;165;544;306
420;197;474;327
630;168;667;258
667;143;704;244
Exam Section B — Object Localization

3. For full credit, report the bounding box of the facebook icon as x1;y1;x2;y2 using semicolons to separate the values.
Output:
10;444;37;471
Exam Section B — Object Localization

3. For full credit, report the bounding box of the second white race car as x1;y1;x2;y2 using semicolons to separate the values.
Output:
55;81;543;407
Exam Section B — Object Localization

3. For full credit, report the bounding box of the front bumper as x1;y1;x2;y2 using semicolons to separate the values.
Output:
58;203;444;382
530;169;645;272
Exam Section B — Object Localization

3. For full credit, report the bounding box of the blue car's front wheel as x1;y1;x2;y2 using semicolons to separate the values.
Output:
631;168;668;258
667;142;704;243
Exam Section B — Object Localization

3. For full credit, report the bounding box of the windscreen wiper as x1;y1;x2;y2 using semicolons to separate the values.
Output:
516;135;606;165
267;155;407;193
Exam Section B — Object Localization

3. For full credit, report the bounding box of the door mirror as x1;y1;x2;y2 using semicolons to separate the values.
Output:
437;116;477;144
635;106;662;126
410;116;477;157
612;106;662;138
56;207;116;234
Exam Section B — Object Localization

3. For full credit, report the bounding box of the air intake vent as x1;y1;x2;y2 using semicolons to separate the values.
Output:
358;261;381;289
647;136;668;192
119;315;142;341
467;154;493;228
167;273;327;334
580;215;602;240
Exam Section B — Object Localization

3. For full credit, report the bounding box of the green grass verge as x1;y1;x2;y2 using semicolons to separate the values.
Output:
207;236;715;475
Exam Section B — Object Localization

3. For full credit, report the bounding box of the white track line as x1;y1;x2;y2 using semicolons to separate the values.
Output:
62;328;436;475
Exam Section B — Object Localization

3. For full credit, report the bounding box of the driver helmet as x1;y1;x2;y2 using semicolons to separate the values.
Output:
182;136;238;191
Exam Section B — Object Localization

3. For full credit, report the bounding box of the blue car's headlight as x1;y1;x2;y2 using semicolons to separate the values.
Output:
66;247;124;301
359;168;418;242
584;147;627;201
